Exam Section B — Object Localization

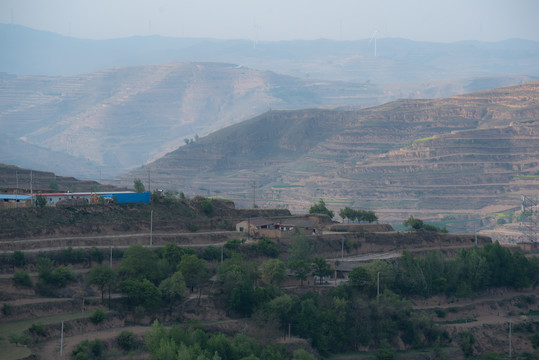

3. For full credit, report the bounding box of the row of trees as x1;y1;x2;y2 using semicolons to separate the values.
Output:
13;236;537;358
309;199;378;223
144;321;315;360
339;206;378;223
403;216;447;233
348;242;539;298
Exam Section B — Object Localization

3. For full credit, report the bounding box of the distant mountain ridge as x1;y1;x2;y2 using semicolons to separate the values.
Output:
2;24;539;182
2;24;539;83
118;82;539;225
3;59;533;179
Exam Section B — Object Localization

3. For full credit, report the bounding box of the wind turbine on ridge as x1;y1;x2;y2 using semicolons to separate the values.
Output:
369;30;379;57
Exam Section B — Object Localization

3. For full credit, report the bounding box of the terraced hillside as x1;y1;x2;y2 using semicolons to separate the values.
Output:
119;82;539;226
0;62;386;179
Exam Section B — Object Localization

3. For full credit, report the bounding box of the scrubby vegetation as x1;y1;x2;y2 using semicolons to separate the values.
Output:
1;199;538;359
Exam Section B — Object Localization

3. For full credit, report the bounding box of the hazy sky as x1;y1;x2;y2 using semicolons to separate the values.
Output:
1;0;538;42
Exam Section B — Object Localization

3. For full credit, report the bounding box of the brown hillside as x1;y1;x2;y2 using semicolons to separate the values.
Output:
119;82;539;226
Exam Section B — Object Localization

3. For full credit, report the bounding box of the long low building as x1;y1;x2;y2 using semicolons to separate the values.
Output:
0;194;32;208
1;191;150;207
40;191;151;205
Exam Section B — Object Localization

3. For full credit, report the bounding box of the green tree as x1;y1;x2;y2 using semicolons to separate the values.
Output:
13;270;32;287
8;332;31;347
89;247;104;264
36;257;55;282
403;216;424;230
309;199;334;218
292;349;316;360
119;244;164;284
348;266;372;291
120;278;162;310
200;199;214;216
312;257;332;285
90;309;107;324
12;250;26;268
289;235;312;263
177;254;210;302
261;259;286;285
117;330;137;352
339;207;355;223
217;257;259;316
459;332;475;358
162;243;185;272
288;259;311;286
374;340;395;360
35;194;47;207
87;265;116;302
133;178;145;193
159;271;186;305
255;238;279;258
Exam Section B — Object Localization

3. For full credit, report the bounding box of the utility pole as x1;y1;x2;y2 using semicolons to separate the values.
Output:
377;271;380;306
252;181;256;208
60;320;64;357
30;170;33;206
150;210;153;247
509;318;512;358
148;168;151;193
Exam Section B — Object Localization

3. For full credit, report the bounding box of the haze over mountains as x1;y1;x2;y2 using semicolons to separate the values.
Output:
1;25;539;226
3;24;539;83
1;25;538;179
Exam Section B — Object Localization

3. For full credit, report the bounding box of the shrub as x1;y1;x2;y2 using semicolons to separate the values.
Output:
8;332;31;346
200;245;222;261
29;322;47;337
531;332;539;349
89;247;104;264
459;332;475;358
200;199;214;215
2;303;12;316
35;195;47;207
117;330;137;352
12;250;26;268
224;238;245;252
13;270;32;287
374;341;395;360
90;309;107;324
255;238;279;258
72;339;104;359
434;308;446;318
187;223;200;232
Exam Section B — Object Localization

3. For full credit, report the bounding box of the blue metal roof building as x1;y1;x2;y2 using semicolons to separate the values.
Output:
100;192;150;204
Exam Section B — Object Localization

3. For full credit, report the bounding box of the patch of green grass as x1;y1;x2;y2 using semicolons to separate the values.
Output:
415;136;435;142
0;311;93;360
488;210;515;217
0;311;91;337
3;345;32;360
